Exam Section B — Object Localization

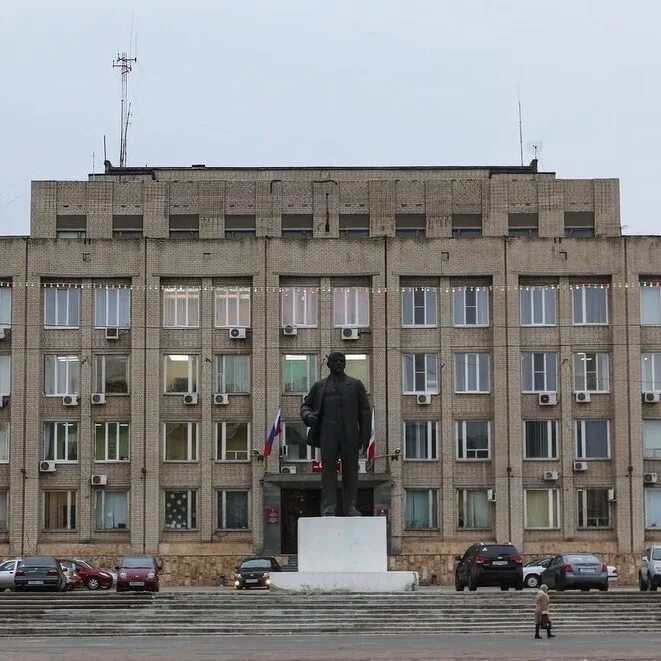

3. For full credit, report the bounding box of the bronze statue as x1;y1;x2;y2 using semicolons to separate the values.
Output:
300;351;371;516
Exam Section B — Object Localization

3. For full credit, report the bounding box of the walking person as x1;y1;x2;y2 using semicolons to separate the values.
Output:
534;584;555;639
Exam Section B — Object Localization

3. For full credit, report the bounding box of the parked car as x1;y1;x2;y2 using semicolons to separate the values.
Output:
58;561;84;591
58;559;114;590
116;555;160;593
235;556;282;590
0;558;21;591
541;553;609;591
523;557;554;588
14;556;67;592
454;543;524;591
639;545;661;590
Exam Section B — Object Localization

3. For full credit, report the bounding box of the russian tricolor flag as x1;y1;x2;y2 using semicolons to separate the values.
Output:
367;409;376;460
264;409;282;457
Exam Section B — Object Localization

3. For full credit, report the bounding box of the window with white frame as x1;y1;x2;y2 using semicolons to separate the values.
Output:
645;489;661;528
162;287;200;328
573;352;609;392
642;353;661;392
44;355;80;396
95;287;131;328
94;422;130;462
283;421;315;460
525;489;560;528
457;489;491;529
215;422;249;461
453;287;489;326
0;491;6;530
577;488;610;528
43;286;80;328
575;419;610;459
43;490;76;530
454;353;490;393
95;355;129;394
641;285;661;325
0;286;11;327
402;353;438;394
0;355;9;395
281;287;318;328
163;423;198;462
44;422;78;462
164;489;197;529
402;287;437;327
524;420;558;459
403;421;438;460
520;286;556;326
644;419;661;459
215;355;250;394
456;420;490;460
0;422;8;462
283;354;317;393
405;489;438;529
214;288;251;328
343;354;370;391
164;355;198;393
521;352;557;393
95;490;129;530
572;285;608;325
217;490;249;529
333;287;370;327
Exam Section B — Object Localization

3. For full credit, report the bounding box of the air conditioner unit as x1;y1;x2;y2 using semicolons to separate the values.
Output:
281;464;298;474
282;325;298;336
62;395;79;407
341;327;360;340
544;470;559;481
538;392;557;406
229;327;247;340
213;393;229;405
487;489;496;502
644;472;658;484
573;461;588;472
39;460;56;473
90;474;108;486
104;327;120;340
358;458;367;474
575;391;591;403
91;393;106;405
608;488;617;502
644;392;661;404
183;393;199;405
416;393;432;405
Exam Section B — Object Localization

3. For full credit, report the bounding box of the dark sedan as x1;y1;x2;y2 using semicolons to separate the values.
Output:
541;553;609;591
116;555;160;592
14;556;66;592
235;556;281;590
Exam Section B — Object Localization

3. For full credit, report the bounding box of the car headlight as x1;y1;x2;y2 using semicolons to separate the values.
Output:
147;572;155;579
262;572;269;578
101;572;112;579
234;580;240;586
235;573;242;579
119;572;127;579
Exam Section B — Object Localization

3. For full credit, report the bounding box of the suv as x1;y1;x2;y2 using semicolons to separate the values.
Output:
455;543;524;591
639;545;661;591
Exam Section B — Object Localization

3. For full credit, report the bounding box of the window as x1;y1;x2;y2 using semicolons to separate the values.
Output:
0;422;8;462
0;286;11;327
112;214;143;239
281;214;313;238
452;214;482;238
283;354;317;393
564;211;594;238
162;287;200;328
520;286;556;326
645;489;661;528
456;420;490;460
575;420;610;459
215;422;249;461
395;214;426;238
343;354;370;391
96;355;129;394
214;288;250;328
164;423;198;462
402;287;437;327
454;353;490;393
339;214;369;238
0;355;9;395
44;355;80;396
164;355;198;393
95;490;129;530
281;287;318;328
44;422;78;462
402;353;438;394
95;287;131;327
405;489;437;528
169;214;199;239
44;287;80;328
217;490;249;529
525;489;560;528
577;488;610;528
524;420;558;459
94;422;130;462
457;489;491;529
573;352;609;392
453;287;489;326
508;213;539;237
572;286;608;325
333;287;370;327
521;352;557;392
283;421;315;460
644;420;661;459
164;489;197;529
641;285;661;325
225;214;256;239
44;491;76;530
642;353;661;392
215;355;250;394
403;421;438;460
56;215;86;239
0;491;6;530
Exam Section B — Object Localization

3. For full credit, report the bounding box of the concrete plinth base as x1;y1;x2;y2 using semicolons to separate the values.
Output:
270;571;419;593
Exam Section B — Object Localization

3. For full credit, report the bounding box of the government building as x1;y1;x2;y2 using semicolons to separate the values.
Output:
0;160;657;583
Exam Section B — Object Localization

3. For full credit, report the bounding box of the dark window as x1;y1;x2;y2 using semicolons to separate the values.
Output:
452;214;482;238
395;214;426;238
339;214;370;238
56;216;87;239
225;214;256;239
169;214;199;239
564;211;595;238
282;214;313;238
508;213;539;237
113;215;143;239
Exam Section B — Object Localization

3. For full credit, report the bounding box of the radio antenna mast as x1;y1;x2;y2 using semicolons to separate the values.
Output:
517;84;524;166
113;51;136;167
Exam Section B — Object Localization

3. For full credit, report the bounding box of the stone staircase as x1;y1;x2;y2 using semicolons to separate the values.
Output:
1;590;660;636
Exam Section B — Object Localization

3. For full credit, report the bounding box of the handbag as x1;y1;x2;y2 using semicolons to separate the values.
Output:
540;614;552;630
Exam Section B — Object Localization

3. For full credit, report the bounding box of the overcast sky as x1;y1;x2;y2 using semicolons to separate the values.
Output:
1;0;658;235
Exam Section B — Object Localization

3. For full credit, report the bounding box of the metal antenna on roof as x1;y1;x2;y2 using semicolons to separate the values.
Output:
113;49;136;167
517;84;524;166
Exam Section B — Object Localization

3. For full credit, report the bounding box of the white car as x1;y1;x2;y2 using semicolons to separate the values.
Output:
524;556;617;588
0;558;21;591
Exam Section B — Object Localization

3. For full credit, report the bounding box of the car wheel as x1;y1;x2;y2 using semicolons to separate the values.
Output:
515;582;524;591
499;586;509;591
599;584;608;592
525;574;540;589
651;583;658;592
454;576;465;592
581;587;589;592
86;577;100;591
468;575;477;592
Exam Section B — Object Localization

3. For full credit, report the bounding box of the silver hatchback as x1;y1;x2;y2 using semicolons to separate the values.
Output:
0;558;21;591
541;553;609;591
